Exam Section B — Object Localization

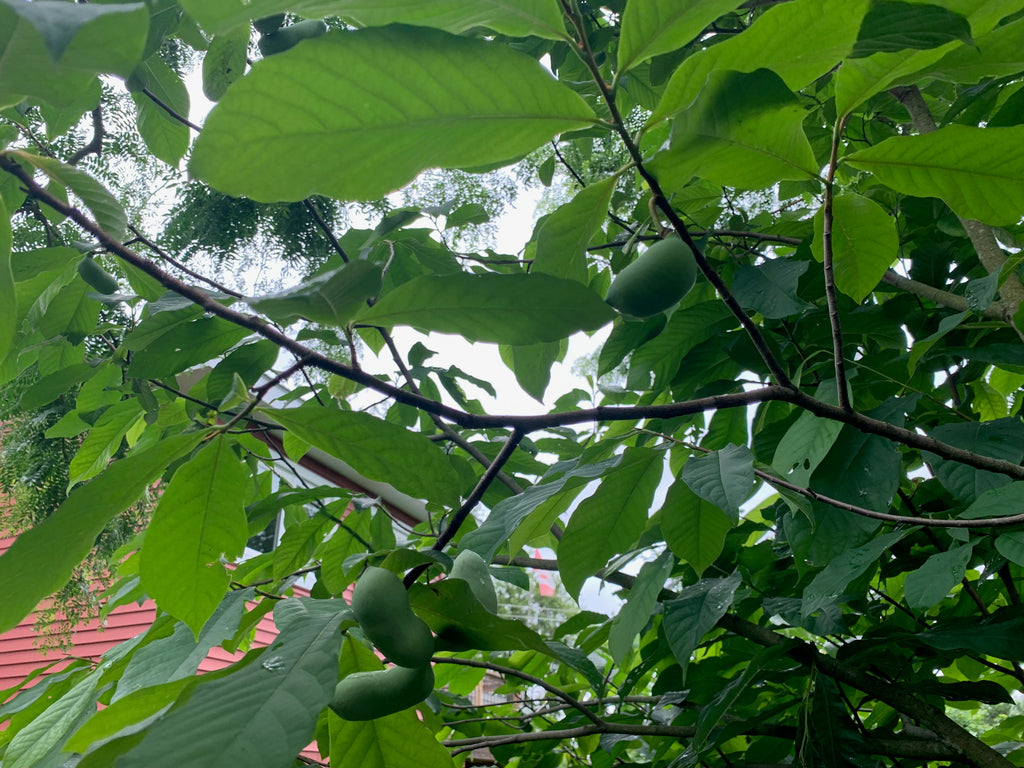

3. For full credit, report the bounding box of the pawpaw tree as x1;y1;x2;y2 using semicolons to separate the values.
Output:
1;2;1024;768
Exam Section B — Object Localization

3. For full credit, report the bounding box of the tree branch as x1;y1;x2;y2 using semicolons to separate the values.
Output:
822;118;852;411
881;270;1009;321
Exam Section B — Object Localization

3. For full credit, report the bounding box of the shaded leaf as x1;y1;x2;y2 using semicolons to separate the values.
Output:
609;551;673;664
681;444;754;521
618;0;744;73
811;192;898;303
852;2;971;57
904;544;973;612
661;480;733;576
662;571;741;667
246;260;382;327
731;258;811;319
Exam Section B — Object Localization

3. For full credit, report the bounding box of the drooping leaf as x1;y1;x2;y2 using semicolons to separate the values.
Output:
927;418;1024;503
267;402;462;506
140;437;251;635
609;551;673;664
116;599;347;768
559;447;665;599
650;69;819;191
904;544;973;612
662;571;741;668
915;16;1024;84
181;0;567;40
811;192;899;303
354;272;615;345
126;315;252;379
627;301;735;390
131;55;191;166
532;176;617;283
844;126;1024;225
190;26;595;202
731;258;812;319
617;0;744;73
67;398;145;487
918;615;1024;660
0;197;13;364
500;340;563;403
202;27;249;102
661;479;733;576
246;260;382;327
0;431;205;633
681;444;754;521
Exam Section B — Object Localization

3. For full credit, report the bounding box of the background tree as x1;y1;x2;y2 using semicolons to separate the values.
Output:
1;2;1024;768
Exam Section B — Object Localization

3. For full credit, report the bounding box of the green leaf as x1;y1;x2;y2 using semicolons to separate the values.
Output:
532;176;616;283
661;480;733;576
0;0;148;109
206;340;280;404
662;571;741;667
627;301;735;390
801;529;909;620
918;615;1024;660
500;340;563;402
651;0;870;123
904;544;973;612
844;126;1024;226
995;531;1024;566
354;272;615;345
267;402;462;506
13;150;128;239
731;258;811;319
609;551;673;664
852;2;971;57
116;600;346;768
559;447;665;599
927;418;1024;503
961;482;1024;519
190;26;594;202
246;260;382;327
126;316;252;379
915;15;1024;83
181;0;567;40
202;28;249;102
140;437;250;635
617;0;744;73
811;192;899;303
681;444;754;522
0;197;13;363
131;56;190;166
410;579;549;653
461;456;620;561
68;399;145;487
649;69;819;191
0;430;205;633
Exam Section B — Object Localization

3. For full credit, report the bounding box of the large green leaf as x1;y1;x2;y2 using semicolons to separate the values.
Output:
460;456;620;561
844;126;1024;226
354;272;615;345
811;192;899;303
140;437;250;635
608;551;673;664
67;398;145;487
661;479;733;576
617;0;743;73
267;402;462;506
180;0;566;40
904;544;973;612
0;0;148;108
559;447;665;599
131;55;190;167
681;444;754;521
650;69;819;191
246;259;382;327
731;258;812;320
662;571;741;668
126;316;252;379
0;430;205;633
851;1;972;57
532;176;616;283
651;0;870;123
913;15;1024;83
928;418;1024;502
500;340;563;403
116;599;346;768
190;26;595;202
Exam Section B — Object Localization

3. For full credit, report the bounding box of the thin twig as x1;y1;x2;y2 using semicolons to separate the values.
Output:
822;117;852;411
141;87;201;132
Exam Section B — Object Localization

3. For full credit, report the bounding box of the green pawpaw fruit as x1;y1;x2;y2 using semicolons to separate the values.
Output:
258;19;328;57
253;13;286;35
329;663;434;721
450;550;497;614
605;237;698;318
77;256;120;295
350;566;434;668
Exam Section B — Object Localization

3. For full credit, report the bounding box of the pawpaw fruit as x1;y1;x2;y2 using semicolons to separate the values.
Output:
258;19;328;57
253;13;286;35
350;566;434;668
605;237;698;318
77;256;120;295
329;663;435;721
450;550;497;614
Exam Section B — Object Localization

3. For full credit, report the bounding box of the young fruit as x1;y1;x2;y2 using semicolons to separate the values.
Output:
605;237;698;318
449;550;497;614
77;256;120;295
350;567;434;668
329;664;435;721
258;19;328;57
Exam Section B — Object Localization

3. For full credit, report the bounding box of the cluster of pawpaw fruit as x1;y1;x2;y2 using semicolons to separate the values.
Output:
255;14;328;57
605;236;698;318
329;552;498;721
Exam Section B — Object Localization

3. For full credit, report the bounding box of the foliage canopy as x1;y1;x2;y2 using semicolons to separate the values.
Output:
2;1;1024;767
